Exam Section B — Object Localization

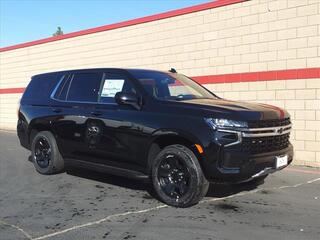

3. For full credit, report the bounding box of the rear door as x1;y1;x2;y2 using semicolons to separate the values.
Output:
51;71;103;161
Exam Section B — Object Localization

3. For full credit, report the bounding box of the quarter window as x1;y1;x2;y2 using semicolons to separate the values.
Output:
67;73;102;102
53;75;70;101
24;73;63;100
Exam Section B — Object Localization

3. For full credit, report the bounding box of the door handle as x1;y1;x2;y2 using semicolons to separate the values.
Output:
88;126;100;134
90;111;102;116
52;108;62;113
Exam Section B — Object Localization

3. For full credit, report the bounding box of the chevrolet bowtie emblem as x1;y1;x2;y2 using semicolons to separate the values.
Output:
277;128;284;134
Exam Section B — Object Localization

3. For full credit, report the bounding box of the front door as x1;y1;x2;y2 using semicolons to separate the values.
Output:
83;71;150;173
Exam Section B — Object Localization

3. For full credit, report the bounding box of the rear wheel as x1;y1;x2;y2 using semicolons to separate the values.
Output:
31;131;64;174
151;144;209;208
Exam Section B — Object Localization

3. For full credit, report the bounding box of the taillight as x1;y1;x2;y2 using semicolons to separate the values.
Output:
17;98;21;117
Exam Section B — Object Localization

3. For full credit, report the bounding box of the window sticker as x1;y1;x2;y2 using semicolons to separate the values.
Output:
101;79;125;97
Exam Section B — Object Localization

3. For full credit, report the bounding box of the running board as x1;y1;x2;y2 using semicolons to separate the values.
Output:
65;158;149;180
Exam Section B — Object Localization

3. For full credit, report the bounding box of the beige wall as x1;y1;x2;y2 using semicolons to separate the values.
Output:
0;0;319;166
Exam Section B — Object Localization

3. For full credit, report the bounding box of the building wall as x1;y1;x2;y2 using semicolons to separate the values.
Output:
0;0;319;167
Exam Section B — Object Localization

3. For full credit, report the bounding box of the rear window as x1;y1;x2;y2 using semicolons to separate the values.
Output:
67;73;102;102
23;73;63;101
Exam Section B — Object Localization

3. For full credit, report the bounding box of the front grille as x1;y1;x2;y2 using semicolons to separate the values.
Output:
248;118;291;128
242;133;290;154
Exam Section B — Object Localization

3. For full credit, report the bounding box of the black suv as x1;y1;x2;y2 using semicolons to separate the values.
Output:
17;68;293;207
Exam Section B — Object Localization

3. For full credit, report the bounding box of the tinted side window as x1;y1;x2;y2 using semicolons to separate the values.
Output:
99;73;136;104
58;77;70;101
53;75;70;101
67;73;102;102
128;71;170;98
23;73;63;101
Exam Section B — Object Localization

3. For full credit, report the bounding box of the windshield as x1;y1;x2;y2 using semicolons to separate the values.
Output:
129;70;217;101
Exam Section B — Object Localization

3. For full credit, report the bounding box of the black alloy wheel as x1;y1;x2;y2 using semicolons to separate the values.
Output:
34;137;52;168
31;131;64;174
157;155;191;200
152;144;209;208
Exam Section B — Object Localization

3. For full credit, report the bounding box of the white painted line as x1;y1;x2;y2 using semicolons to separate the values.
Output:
32;204;167;240
3;177;320;240
0;220;32;240
292;183;304;187
307;177;320;184
200;189;260;204
278;185;290;189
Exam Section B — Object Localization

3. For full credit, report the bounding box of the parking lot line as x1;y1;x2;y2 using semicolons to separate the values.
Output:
30;177;320;240
32;205;167;240
0;220;32;240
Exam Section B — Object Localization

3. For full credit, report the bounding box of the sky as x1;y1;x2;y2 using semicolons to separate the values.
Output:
0;0;211;47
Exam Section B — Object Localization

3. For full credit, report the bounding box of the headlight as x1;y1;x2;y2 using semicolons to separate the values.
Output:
205;118;248;130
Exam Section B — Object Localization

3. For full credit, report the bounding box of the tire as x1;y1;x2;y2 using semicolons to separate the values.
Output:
151;144;209;208
31;131;64;174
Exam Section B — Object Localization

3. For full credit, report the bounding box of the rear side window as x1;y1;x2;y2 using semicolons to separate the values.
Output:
23;73;63;101
67;73;102;102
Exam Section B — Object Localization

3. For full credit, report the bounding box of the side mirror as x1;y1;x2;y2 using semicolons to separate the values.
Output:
115;92;141;110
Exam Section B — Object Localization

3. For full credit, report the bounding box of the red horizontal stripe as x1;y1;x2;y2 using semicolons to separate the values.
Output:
0;88;25;94
0;0;246;52
259;71;277;81
193;68;320;84
0;67;319;94
285;167;320;175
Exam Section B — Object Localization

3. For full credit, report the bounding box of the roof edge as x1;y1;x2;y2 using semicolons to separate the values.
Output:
1;67;319;94
0;0;246;53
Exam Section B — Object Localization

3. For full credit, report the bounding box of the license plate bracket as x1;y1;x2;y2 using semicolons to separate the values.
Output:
276;155;288;169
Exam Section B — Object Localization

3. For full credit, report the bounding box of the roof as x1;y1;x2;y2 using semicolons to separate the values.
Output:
31;68;168;78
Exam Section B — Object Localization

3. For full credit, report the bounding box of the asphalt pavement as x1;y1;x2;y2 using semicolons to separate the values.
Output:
0;130;319;240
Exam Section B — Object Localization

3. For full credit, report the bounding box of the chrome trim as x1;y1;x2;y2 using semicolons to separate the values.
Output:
241;124;292;137
242;124;292;132
65;73;74;100
217;129;242;147
51;98;117;105
50;74;117;105
218;123;292;147
50;75;65;100
238;167;276;183
251;167;274;178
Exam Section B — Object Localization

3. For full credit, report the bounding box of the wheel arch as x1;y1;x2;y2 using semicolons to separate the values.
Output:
146;130;205;174
28;120;54;146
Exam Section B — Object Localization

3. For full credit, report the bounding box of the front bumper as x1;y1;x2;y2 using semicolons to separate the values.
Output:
203;143;293;183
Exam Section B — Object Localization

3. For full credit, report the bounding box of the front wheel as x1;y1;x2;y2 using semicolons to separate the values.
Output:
151;144;209;208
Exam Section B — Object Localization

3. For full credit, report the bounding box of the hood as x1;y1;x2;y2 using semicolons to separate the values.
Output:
177;98;289;121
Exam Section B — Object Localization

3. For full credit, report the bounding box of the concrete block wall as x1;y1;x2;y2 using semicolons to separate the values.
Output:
0;0;319;166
